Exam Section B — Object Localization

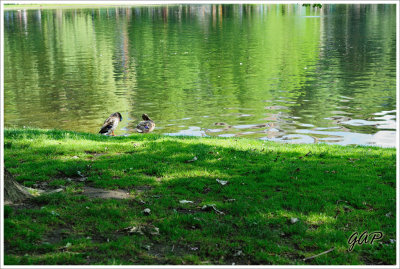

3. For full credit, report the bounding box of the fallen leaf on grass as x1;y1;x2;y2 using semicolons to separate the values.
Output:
290;217;299;224
77;171;87;181
216;179;228;185
202;204;225;215
137;199;146;205
348;158;359;163
202;187;211;194
143;208;151;215
50;210;60;217
343;206;353;212
233;250;243;256
185;156;198;163
142;245;151;251
59;242;72;251
179;200;194;204
121;226;144;235
119;225;159;236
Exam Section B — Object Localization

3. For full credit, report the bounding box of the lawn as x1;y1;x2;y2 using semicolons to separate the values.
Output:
3;128;397;265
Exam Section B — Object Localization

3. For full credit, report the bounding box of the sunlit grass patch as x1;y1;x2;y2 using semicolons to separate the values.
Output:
304;213;336;225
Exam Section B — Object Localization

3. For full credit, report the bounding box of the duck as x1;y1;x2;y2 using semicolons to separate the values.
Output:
99;112;122;136
136;114;155;133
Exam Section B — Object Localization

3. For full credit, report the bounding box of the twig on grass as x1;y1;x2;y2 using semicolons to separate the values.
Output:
303;247;335;262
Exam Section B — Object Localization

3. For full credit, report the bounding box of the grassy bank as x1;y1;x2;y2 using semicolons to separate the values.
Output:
3;128;397;265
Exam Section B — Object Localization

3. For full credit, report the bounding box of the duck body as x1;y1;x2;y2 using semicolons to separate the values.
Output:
136;114;155;133
99;112;123;136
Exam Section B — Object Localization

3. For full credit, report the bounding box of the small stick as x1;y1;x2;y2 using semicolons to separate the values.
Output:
171;245;175;252
211;205;225;215
303;247;335;262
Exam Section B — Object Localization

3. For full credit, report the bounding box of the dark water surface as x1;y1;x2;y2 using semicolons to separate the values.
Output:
4;4;397;147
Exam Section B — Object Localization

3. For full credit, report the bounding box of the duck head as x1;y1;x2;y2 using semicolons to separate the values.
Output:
142;114;152;121
112;112;123;121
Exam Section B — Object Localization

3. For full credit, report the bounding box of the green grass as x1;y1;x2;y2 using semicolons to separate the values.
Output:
3;128;397;265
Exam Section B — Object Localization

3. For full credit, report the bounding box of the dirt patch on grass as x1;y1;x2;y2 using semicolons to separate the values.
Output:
84;151;106;157
133;185;153;192
175;208;201;214
31;181;59;191
42;227;73;244
5;201;41;211
361;254;390;265
82;187;132;199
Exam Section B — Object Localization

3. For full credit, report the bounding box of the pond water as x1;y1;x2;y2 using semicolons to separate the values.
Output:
4;4;397;147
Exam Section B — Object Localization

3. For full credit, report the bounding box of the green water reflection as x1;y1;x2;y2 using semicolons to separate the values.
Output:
4;4;397;146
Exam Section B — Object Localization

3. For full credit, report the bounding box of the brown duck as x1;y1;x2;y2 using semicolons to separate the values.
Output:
99;112;122;136
136;114;155;133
